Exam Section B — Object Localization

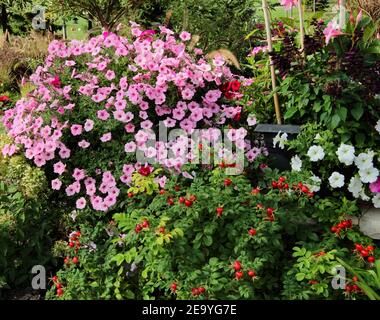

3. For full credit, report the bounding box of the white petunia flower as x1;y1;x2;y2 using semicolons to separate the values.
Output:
307;174;322;192
373;194;380;208
290;155;302;172
307;145;325;162
359;166;379;183
375;120;380;134
336;144;355;166
273;131;288;149
348;176;363;198
359;189;370;201
355;152;374;170
328;171;345;188
247;114;257;126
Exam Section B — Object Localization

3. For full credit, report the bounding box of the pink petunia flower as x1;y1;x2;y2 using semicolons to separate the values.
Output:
84;119;94;132
71;124;83;136
179;31;191;41
51;178;62;190
97;110;110;121
53;161;66;175
76;197;87;209
73;168;86;181
100;132;112;142
124;142;137;153
78;140;90;149
370;178;380;193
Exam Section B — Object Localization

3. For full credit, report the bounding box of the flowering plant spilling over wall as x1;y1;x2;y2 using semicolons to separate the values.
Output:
1;22;261;213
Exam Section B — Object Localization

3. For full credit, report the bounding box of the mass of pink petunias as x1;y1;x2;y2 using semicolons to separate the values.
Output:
2;22;262;212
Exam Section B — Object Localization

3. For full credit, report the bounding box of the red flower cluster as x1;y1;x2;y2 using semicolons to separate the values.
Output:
64;231;81;265
266;207;275;222
220;80;241;100
354;243;376;263
138;165;152;176
52;275;64;297
50;75;61;88
179;194;197;207
135;219;150;233
232;260;257;280
293;181;314;198
0;95;10;103
330;219;352;234
191;286;206;296
345;275;361;294
271;176;289;190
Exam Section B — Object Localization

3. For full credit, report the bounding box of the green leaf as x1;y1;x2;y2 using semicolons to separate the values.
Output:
284;106;298;119
351;105;364;121
355;133;365;146
112;254;125;266
296;273;305;281
141;268;148;279
330;114;340;129
336;107;347;122
204;235;213;246
363;23;377;44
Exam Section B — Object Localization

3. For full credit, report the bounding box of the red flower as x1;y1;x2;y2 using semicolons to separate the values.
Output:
233;112;241;122
138;165;152;176
230;80;241;91
0;95;10;103
219;82;232;93
50;76;61;88
224;91;234;100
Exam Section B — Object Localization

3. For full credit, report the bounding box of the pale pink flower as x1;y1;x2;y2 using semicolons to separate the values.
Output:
124;142;137;153
105;70;116;80
51;178;62;190
76;197;87;209
323;20;343;44
84;119;94;132
73;168;86;181
181;87;195;100
71;124;83;136
59;147;71;159
78;140;90;148
100;132;112;142
53;161;66;175
280;0;298;10
179;31;191;41
97;110;110;121
141;120;153;129
125;123;135;133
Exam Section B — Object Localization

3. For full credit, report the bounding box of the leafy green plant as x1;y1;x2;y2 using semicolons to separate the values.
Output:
337;257;380;300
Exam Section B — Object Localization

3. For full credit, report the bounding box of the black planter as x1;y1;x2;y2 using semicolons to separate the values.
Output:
254;124;301;171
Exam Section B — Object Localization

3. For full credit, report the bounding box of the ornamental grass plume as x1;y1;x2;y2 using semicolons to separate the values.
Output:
353;0;380;22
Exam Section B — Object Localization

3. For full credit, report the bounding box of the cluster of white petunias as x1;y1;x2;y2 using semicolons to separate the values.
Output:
328;171;345;188
336;144;355;165
307;145;325;162
273;131;288;149
348;176;370;201
306;174;322;192
280;137;379;207
353;150;379;184
290;155;302;172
